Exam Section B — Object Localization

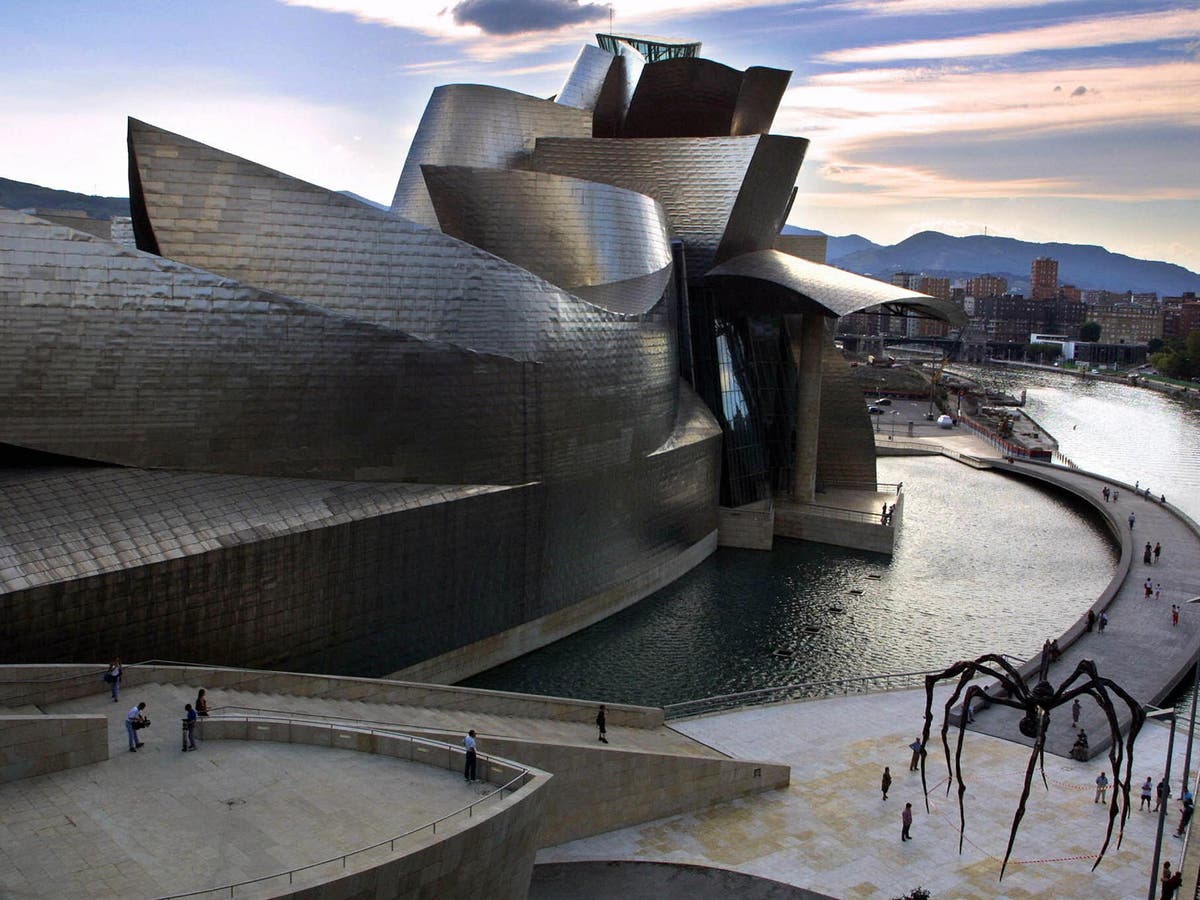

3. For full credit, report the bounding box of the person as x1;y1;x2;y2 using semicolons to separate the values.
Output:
1161;494;1166;504
596;704;608;743
195;688;209;717
1113;490;1119;502
1156;778;1171;812
908;737;923;771
1099;611;1108;633
1173;605;1180;627
1072;730;1089;761
881;766;892;801
1156;584;1162;602
1155;542;1162;563
880;503;888;524
1175;795;1194;837
901;802;913;841
1135;480;1140;492
125;702;148;752
1086;610;1096;632
1102;486;1110;502
1129;511;1136;529
1162;860;1183;899
1049;638;1060;661
1145;577;1153;598
104;658;122;702
182;703;198;751
1144;542;1153;565
463;729;477;782
1071;698;1082;728
1094;770;1108;803
1141;777;1153;810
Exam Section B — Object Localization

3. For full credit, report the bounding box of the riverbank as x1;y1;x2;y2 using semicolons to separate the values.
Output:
979;358;1200;407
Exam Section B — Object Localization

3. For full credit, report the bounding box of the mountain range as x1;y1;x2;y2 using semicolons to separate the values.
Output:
784;226;1200;297
6;177;1196;297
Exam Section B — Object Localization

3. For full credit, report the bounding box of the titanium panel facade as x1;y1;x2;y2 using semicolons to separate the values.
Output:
556;44;617;111
423;165;673;312
389;85;592;227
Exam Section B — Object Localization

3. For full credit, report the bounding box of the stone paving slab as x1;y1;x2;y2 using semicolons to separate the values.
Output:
1;683;496;899
545;689;1196;899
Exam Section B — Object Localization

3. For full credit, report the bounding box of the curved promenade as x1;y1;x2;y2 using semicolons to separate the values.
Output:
969;457;1200;757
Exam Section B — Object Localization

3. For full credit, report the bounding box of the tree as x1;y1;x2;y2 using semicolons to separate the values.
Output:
1026;342;1061;362
1079;321;1102;342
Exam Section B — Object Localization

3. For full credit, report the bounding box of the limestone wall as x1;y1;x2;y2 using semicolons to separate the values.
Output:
0;714;108;783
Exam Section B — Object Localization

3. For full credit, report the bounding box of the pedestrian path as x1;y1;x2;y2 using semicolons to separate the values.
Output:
967;460;1200;759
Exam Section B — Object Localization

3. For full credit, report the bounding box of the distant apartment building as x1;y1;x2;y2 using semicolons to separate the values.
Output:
1030;257;1058;300
915;277;951;336
1088;304;1164;344
1060;284;1082;303
969;296;1086;344
1162;294;1200;341
1082;289;1125;306
966;273;1007;298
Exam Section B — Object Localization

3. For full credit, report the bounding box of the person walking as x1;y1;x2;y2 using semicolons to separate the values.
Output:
1173;605;1180;627
1113;490;1120;502
1175;795;1194;837
1156;584;1162;602
901;802;913;841
1086;610;1096;632
596;704;608;743
125;702;148;752
1145;577;1153;598
1141;777;1154;810
881;766;892;801
105;658;122;702
1099;612;1109;633
1094;771;1109;803
908;737;923;771
1155;542;1162;563
181;703;198;751
1129;511;1136;529
1102;486;1110;502
463;729;478;782
1144;542;1153;565
1071;698;1082;728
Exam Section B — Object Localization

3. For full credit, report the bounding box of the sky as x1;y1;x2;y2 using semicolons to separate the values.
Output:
2;0;1198;272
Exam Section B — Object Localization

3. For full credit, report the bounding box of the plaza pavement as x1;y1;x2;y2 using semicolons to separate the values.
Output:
540;687;1195;899
0;682;501;899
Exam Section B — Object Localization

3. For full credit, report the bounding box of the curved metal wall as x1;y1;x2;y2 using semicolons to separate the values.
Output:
423;165;673;314
556;44;616;111
390;85;591;227
0;210;534;484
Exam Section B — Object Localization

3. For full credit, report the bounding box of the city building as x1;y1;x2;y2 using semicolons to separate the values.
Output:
1030;256;1059;300
966;273;1008;299
0;35;961;680
1087;304;1164;345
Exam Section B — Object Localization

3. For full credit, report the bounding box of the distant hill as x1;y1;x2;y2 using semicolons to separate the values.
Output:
0;177;128;220
788;227;1199;296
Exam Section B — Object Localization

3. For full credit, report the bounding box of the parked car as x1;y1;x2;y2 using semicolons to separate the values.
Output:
873;397;893;405
868;406;885;415
936;415;955;428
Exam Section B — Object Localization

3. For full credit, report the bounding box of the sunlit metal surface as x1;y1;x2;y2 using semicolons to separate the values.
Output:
390;84;591;227
423;164;672;313
556;43;616;110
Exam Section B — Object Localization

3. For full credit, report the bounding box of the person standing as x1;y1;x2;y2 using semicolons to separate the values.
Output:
1094;771;1109;803
105;658;122;702
596;704;608;743
1102;486;1110;502
181;703;198;751
1099;612;1109;633
908;737;923;771
195;688;209;717
1156;584;1162;602
1175;795;1194;837
463;729;477;782
125;702;148;752
1141;777;1154;810
1144;542;1153;565
881;766;892;801
1071;698;1082;728
1086;610;1096;632
901;802;913;841
1155;542;1162;563
1162;861;1183;899
1156;778;1170;812
1173;605;1180;627
1145;577;1153;598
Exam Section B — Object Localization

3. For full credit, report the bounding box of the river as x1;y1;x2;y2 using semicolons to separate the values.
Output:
464;368;1200;707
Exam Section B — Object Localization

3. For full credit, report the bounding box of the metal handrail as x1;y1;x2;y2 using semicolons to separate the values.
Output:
662;660;1025;721
156;714;532;899
801;502;894;525
208;704;536;743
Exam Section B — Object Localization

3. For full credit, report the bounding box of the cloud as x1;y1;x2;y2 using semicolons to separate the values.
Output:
1071;85;1087;96
821;8;1200;63
840;0;1081;14
450;0;609;35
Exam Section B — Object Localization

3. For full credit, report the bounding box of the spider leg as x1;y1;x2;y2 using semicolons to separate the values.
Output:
1000;715;1048;881
950;683;987;853
941;670;976;796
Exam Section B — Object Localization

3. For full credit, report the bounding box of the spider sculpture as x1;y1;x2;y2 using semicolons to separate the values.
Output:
920;654;1145;880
